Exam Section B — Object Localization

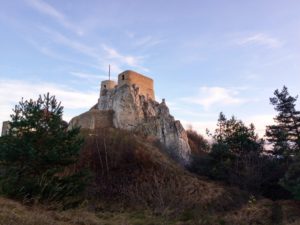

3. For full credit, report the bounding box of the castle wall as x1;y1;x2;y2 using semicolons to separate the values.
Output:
68;109;114;130
117;70;155;100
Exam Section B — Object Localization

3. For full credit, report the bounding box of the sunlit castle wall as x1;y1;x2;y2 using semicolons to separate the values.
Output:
117;70;155;100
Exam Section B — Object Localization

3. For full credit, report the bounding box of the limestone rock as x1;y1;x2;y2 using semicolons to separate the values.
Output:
97;84;191;165
69;70;191;165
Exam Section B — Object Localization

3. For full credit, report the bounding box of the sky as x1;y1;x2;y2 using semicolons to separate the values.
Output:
1;0;300;137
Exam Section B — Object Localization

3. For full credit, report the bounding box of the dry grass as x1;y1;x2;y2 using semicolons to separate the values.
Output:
1;195;300;225
0;197;100;225
0;197;169;225
2;127;300;225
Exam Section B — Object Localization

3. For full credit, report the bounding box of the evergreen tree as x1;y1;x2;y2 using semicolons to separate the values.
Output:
267;86;300;199
209;112;263;155
0;93;89;204
266;86;300;157
198;113;265;193
280;155;300;200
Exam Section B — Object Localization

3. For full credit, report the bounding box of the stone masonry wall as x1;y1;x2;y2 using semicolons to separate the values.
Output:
118;70;155;100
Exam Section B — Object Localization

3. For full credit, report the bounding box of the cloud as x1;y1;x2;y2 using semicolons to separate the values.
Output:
102;45;148;72
38;27;99;58
25;0;84;35
125;31;163;48
134;36;163;48
31;28;148;74
70;71;117;82
0;79;99;132
181;87;245;110
24;37;103;71
237;33;282;48
103;45;140;66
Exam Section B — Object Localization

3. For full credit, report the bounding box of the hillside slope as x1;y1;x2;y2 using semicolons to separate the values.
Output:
1;127;300;225
77;127;300;224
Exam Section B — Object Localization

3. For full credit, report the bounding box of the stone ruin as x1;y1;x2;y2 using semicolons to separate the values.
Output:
70;70;191;165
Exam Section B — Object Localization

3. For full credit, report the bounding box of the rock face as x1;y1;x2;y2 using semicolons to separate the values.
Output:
70;70;191;165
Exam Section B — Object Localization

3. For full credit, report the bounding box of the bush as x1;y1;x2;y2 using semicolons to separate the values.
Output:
186;129;210;155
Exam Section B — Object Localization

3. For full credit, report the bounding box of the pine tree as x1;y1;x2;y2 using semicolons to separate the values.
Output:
0;93;89;204
209;112;263;155
266;86;300;157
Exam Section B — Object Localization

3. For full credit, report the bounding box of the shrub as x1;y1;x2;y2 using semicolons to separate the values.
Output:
186;129;210;155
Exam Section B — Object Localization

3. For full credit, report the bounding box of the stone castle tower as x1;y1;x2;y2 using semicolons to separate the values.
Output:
70;70;191;165
100;70;155;99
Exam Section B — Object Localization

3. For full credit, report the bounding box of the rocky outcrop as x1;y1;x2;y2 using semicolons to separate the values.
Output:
97;84;191;164
70;80;191;165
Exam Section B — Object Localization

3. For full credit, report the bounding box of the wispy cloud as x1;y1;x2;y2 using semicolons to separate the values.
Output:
31;28;148;74
237;33;282;48
25;0;84;35
38;27;99;58
70;71;117;82
134;36;163;48
126;31;163;48
102;45;148;72
181;87;245;110
0;79;99;130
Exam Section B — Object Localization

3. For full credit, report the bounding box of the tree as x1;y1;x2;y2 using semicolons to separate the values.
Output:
0;93;89;205
280;155;300;200
267;86;300;199
210;113;264;190
266;86;300;158
209;112;263;156
187;113;266;193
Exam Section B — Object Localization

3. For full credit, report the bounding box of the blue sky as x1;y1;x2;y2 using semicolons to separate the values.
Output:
1;0;300;136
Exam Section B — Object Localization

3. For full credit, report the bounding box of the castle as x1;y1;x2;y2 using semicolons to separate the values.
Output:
2;70;191;165
70;69;191;164
100;70;155;100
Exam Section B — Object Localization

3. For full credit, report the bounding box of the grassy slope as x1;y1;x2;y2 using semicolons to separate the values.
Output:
1;197;300;225
1;128;300;225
